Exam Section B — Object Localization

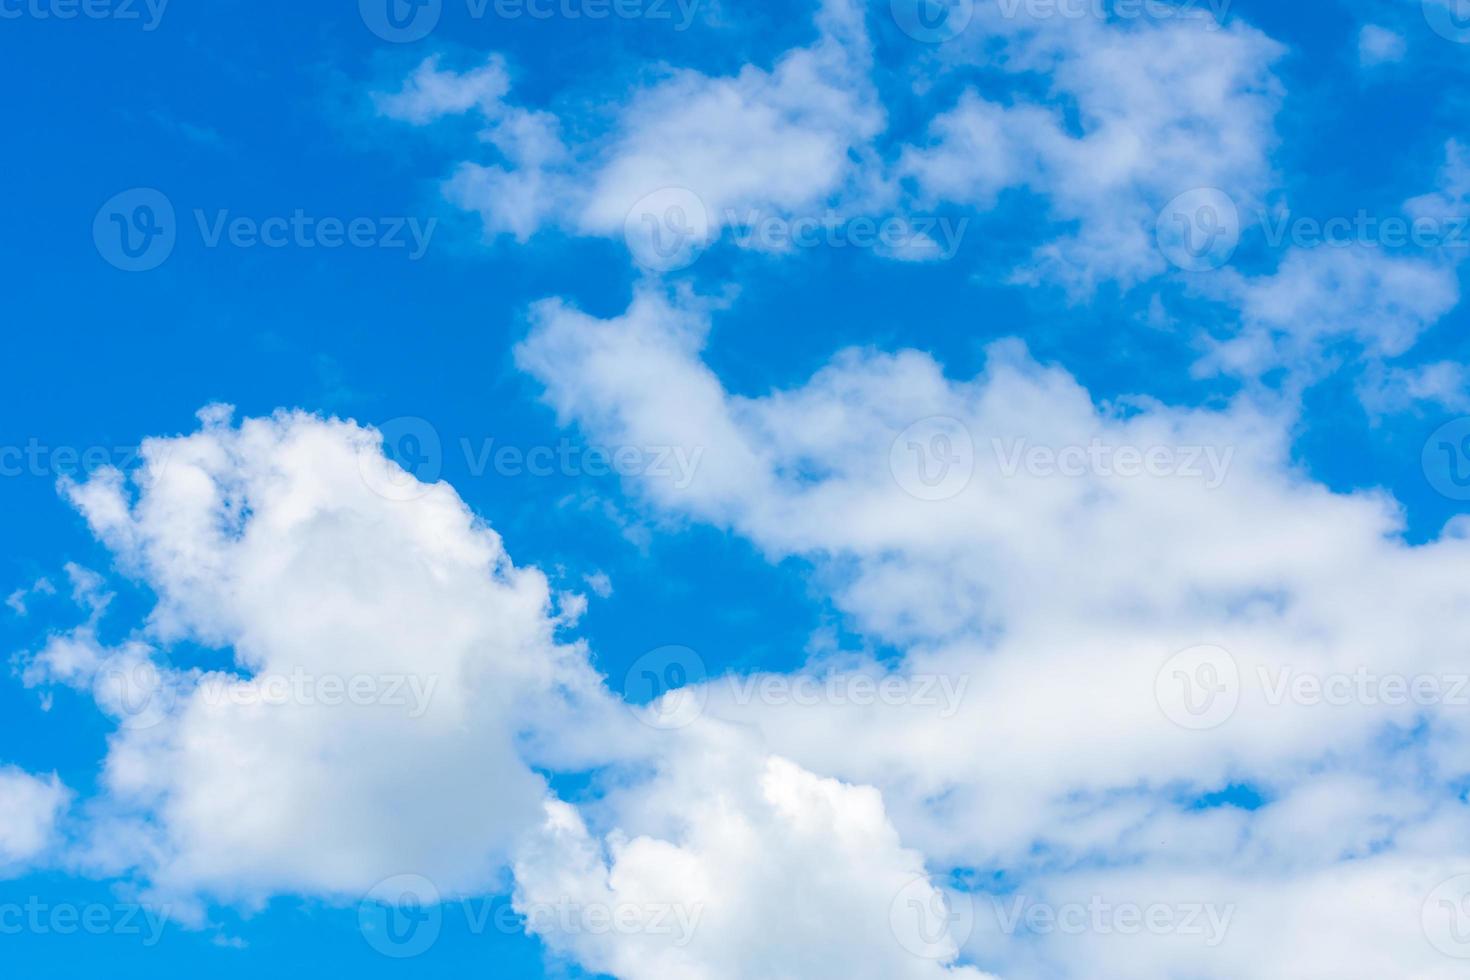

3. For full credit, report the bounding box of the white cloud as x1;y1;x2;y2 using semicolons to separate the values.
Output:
516;285;1470;975
1358;25;1407;67
515;724;995;980
27;407;631;911
0;767;69;873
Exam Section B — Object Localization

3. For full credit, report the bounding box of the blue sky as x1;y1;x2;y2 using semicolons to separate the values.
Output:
5;1;1470;977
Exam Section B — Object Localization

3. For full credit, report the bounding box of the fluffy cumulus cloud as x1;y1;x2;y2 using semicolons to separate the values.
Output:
22;407;630;909
0;766;69;873
516;285;1470;976
515;723;994;980
376;0;881;255
17;406;972;978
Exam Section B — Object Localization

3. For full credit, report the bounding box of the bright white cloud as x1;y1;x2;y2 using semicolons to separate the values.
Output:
0;766;69;873
516;284;1470;976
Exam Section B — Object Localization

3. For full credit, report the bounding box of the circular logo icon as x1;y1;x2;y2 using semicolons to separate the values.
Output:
623;187;711;273
1423;418;1470;501
891;0;974;43
360;0;442;42
1425;0;1470;43
92;652;175;731
1156;188;1241;272
623;645;708;729
359;416;443;502
1424;875;1470;958
1155;645;1240;731
890;416;975;502
359;874;443;958
889;875;975;960
94;188;176;273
